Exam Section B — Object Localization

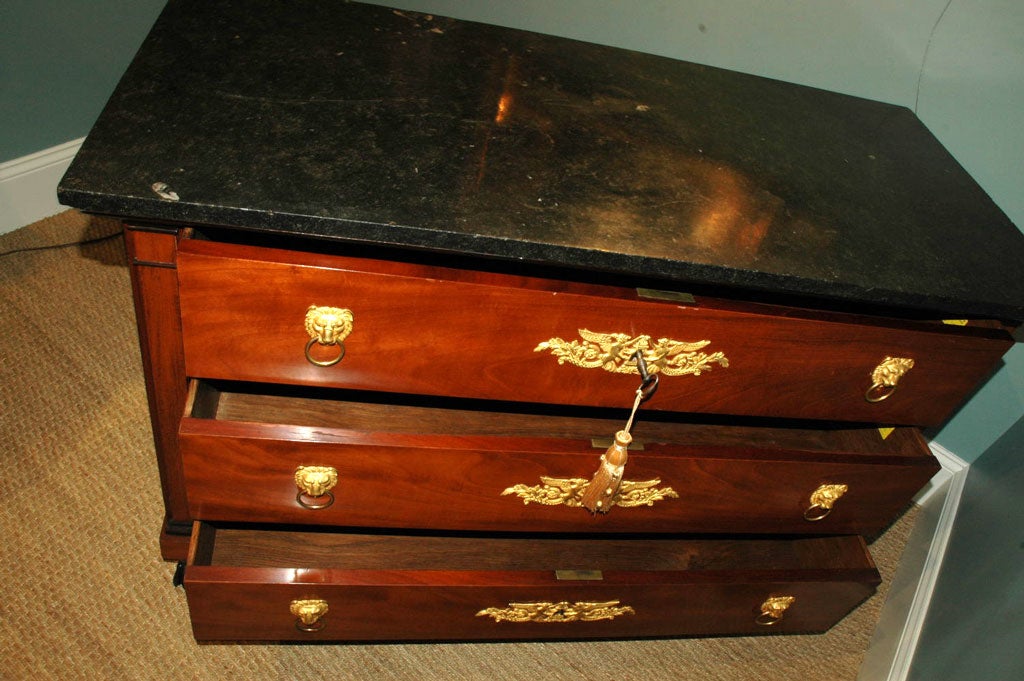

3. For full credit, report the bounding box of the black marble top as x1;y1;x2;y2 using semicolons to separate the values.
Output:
59;0;1024;323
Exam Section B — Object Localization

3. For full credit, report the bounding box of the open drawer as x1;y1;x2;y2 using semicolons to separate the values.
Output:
179;380;939;536
183;522;881;641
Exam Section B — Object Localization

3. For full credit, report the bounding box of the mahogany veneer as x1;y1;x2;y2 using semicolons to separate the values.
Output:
132;222;971;640
180;380;937;536
185;523;880;641
177;238;1012;427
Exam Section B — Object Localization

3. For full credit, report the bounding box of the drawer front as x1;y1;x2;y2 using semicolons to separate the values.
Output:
177;240;1011;426
186;580;876;642
179;405;938;536
184;525;879;642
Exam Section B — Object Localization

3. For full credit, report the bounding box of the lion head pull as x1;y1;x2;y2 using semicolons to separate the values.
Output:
295;465;339;509
290;599;329;632
865;356;914;402
304;305;353;367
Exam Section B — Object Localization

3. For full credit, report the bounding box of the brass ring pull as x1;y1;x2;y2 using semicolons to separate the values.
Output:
296;489;335;510
864;382;896;403
803;503;832;521
290;599;328;632
304;305;353;367
865;356;914;402
755;596;795;626
304;337;345;367
295;465;338;510
803;483;847;522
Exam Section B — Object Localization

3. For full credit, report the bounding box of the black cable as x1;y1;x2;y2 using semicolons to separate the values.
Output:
0;230;122;259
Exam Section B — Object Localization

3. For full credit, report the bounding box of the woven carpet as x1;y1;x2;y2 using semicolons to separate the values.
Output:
0;210;917;680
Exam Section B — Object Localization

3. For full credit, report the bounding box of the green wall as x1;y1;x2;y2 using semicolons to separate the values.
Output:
4;0;1021;460
0;0;165;161
913;0;1024;460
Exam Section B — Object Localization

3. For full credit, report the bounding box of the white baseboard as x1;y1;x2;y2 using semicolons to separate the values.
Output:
858;442;970;681
0;138;84;234
913;441;968;506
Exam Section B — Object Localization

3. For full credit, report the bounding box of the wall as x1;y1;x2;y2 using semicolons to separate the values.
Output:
906;415;1024;680
370;0;945;107
3;0;1021;460
914;0;1024;461
0;0;165;162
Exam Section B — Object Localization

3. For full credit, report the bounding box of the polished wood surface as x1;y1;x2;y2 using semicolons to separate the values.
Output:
136;226;962;640
178;381;938;536
184;523;879;641
177;237;1011;427
199;525;875;571
125;226;193;559
204;382;928;456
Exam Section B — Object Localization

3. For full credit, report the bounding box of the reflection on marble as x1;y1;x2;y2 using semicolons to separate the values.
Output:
59;0;1024;321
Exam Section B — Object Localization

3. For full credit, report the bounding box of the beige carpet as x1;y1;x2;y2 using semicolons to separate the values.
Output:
0;210;917;680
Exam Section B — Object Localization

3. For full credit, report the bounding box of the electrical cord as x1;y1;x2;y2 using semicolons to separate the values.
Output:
0;230;122;259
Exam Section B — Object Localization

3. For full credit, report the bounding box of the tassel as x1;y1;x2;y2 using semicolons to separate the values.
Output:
580;430;632;513
579;353;657;515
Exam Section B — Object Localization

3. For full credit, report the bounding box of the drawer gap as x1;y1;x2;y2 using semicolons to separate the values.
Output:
198;524;874;573
191;380;929;459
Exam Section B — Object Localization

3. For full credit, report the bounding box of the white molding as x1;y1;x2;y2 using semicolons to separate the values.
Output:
886;443;969;680
0;138;84;234
913;441;969;506
859;442;970;681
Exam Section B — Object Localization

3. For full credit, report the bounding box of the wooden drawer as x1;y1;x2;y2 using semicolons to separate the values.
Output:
184;522;880;641
176;238;1012;426
179;381;939;536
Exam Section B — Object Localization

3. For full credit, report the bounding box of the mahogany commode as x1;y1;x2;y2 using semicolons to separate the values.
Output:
59;0;1024;642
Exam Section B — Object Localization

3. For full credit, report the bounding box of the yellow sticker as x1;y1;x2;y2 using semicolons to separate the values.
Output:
878;427;895;440
942;319;968;326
